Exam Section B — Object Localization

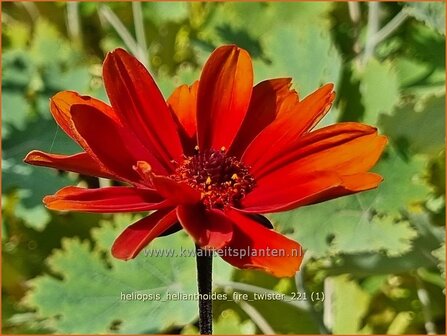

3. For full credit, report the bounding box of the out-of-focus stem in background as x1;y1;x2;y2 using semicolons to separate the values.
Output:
67;2;82;47
295;255;331;334
98;4;148;68
362;2;380;65
415;274;437;335
132;2;149;69
237;300;275;334
17;2;39;22
361;2;409;66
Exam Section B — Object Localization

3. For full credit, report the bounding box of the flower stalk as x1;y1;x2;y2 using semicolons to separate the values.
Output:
195;245;213;334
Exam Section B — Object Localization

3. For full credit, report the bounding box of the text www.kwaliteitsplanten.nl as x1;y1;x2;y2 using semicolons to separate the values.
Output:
142;246;304;259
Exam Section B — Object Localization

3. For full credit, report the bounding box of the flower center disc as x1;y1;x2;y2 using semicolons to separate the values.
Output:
173;148;255;209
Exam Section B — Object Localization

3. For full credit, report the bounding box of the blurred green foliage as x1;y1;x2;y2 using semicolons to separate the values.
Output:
1;1;445;335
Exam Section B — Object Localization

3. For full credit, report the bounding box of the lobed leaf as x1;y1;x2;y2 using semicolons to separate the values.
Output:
22;215;233;334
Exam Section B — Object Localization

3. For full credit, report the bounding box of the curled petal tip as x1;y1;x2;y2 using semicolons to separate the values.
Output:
23;151;33;164
23;150;48;164
23;150;49;165
326;82;335;90
42;195;54;209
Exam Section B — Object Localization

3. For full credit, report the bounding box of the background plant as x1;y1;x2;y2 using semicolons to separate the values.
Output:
2;1;445;334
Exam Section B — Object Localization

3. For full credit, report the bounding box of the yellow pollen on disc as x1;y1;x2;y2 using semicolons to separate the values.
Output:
172;148;255;209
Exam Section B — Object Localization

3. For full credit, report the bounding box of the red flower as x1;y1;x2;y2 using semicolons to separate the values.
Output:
24;45;387;277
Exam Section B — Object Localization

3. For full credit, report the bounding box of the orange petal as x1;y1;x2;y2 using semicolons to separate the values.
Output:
242;84;334;169
197;45;253;150
291;83;336;134
252;122;383;178
340;172;383;191
240;124;387;213
168;81;198;139
177;204;233;249
24;150;116;180
43;186;168;213
221;209;303;278
50;91;120;142
318;172;384;201
167;81;199;154
241;171;384;214
150;174;202;205
70;104;168;182
112;208;177;260
278;130;388;178
229;78;297;157
103;48;183;172
241;171;343;213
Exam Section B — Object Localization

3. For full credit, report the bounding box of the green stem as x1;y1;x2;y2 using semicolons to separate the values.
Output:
66;2;82;47
363;2;380;64
237;299;274;334
415;273;437;334
131;2;149;68
98;5;141;63
372;9;409;45
195;245;213;335
295;260;331;334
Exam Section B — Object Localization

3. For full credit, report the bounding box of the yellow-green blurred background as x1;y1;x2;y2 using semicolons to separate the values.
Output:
2;1;445;334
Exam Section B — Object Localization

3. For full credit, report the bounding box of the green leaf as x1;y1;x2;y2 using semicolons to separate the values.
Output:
201;2;333;47
29;19;80;67
2;162;73;231
405;2;446;35
358;150;430;216
143;2;189;23
432;243;445;278
327;212;444;276
254;24;342;97
267;2;333;27
399;23;445;70
2;115;80;230
22;215;233;333
1;50;36;137
333;216;417;257
49;66;92;94
358;58;400;125
271;198;417;257
1;91;31;136
386;311;413;334
194;2;270;61
213;309;256;335
3;21;30;49
2;50;35;88
331;275;371;334
181;309;256;335
428;150;446;198
381;95;445;157
394;58;440;91
196;3;339;97
14;205;50;232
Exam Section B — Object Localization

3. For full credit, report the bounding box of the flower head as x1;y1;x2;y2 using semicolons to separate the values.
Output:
24;45;387;277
